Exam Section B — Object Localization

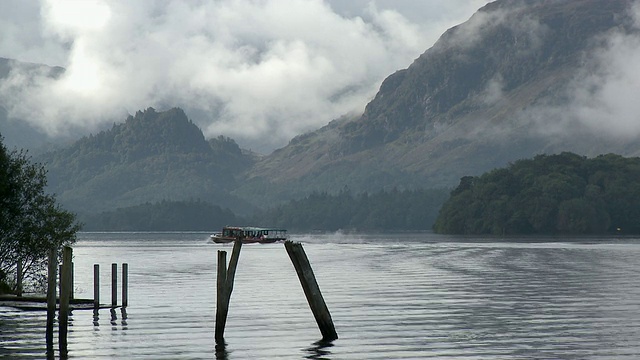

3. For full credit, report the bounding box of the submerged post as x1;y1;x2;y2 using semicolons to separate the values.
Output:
94;264;100;308
111;263;117;307
46;248;57;351
59;246;73;355
122;263;128;307
16;260;22;297
284;241;338;341
215;250;227;344
215;240;242;344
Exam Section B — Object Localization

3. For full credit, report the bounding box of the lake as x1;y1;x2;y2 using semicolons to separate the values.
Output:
2;232;640;359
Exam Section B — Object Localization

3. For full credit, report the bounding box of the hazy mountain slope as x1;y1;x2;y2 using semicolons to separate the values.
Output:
0;58;65;150
245;0;640;198
38;107;256;214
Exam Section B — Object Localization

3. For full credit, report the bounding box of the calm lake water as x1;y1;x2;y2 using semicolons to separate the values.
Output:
2;232;640;359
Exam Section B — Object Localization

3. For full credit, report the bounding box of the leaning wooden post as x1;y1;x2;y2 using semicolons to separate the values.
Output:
122;263;128;307
225;241;242;298
46;248;57;351
284;241;338;341
16;260;22;297
111;263;117;307
59;246;73;355
93;264;100;308
215;250;228;344
215;240;242;345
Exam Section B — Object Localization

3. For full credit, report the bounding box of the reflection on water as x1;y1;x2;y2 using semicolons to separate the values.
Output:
2;232;640;359
304;340;334;360
215;343;229;360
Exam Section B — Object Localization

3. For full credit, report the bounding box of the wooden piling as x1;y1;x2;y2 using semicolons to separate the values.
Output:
46;248;57;350
215;250;227;344
215;240;242;344
59;262;74;300
111;263;117;307
284;241;338;341
16;260;22;297
122;263;128;307
71;262;74;300
59;246;73;354
94;264;100;308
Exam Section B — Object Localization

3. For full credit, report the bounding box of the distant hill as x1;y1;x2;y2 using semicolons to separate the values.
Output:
0;58;65;150
37;107;257;215
242;0;640;201
434;152;640;235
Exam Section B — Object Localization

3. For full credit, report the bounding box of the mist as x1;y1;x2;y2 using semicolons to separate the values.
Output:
0;0;490;153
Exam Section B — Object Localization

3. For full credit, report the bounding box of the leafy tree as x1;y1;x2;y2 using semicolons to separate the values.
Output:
0;135;80;293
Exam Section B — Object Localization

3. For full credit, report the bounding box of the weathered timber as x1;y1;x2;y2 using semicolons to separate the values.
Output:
122;263;129;307
46;248;57;352
215;240;242;344
111;263;117;307
94;264;100;308
284;240;338;341
215;250;228;344
59;246;73;355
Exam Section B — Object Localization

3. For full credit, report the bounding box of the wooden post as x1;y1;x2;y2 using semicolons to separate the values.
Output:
122;263;128;307
16;260;22;297
59;246;73;355
59;262;74;300
94;264;100;308
225;241;242;296
215;240;243;345
215;251;228;344
71;262;74;300
59;264;62;301
285;241;338;341
46;248;57;352
111;263;117;307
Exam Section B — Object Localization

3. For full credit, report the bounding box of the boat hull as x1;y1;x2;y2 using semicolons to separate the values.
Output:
210;236;285;244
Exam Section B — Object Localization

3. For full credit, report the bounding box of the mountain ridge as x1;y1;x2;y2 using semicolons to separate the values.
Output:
244;0;640;198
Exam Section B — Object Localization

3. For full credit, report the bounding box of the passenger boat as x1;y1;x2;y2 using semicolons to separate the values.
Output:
211;226;288;244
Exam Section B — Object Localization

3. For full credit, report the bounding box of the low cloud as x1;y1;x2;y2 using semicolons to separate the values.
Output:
0;0;489;152
522;2;640;142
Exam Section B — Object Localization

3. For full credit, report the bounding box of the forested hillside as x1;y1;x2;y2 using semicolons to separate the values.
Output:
82;200;239;231
251;188;449;232
37;107;256;215
434;153;640;235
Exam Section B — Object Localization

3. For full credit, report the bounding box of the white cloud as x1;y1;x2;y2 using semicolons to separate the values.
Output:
0;0;489;152
522;2;640;141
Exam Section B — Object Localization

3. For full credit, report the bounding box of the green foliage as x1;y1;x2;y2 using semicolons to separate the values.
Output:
433;152;640;235
82;200;239;231
252;188;449;232
0;135;80;292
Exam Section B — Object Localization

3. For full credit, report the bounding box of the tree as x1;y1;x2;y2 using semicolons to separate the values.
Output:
0;135;80;293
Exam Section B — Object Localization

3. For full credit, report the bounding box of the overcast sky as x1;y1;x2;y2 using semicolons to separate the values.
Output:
0;0;491;152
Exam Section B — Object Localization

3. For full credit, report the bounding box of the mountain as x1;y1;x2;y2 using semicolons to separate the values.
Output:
0;58;66;150
242;0;640;201
37;107;256;215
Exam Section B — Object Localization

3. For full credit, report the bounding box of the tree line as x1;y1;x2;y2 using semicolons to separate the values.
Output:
250;188;449;232
434;152;640;235
0;135;79;293
81;188;450;233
